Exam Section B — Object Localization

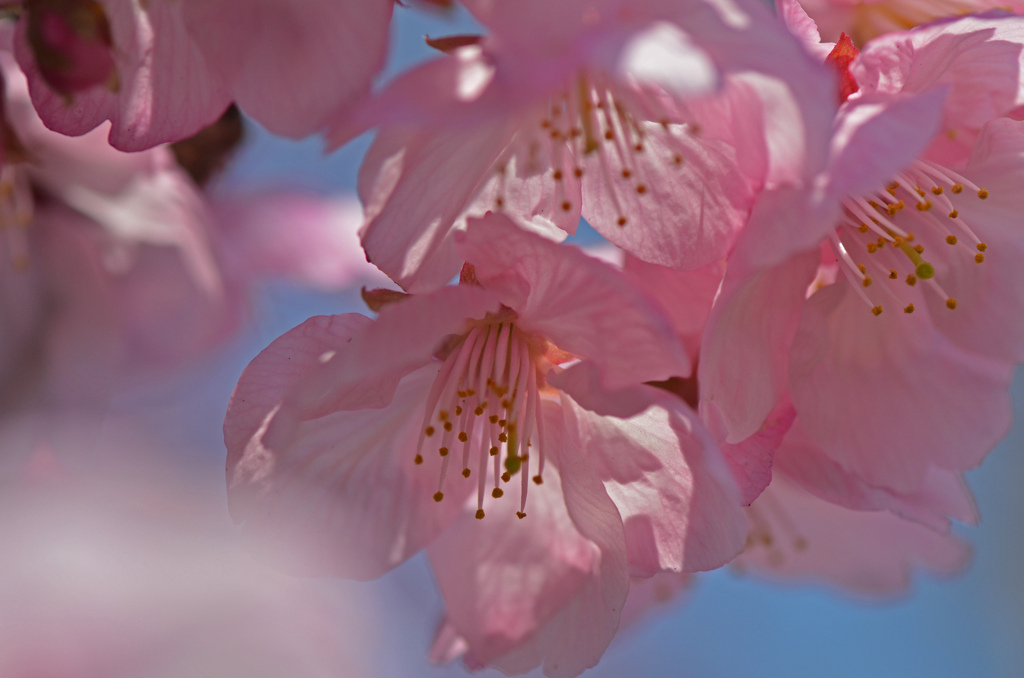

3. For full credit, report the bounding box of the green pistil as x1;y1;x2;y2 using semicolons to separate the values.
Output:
897;241;935;279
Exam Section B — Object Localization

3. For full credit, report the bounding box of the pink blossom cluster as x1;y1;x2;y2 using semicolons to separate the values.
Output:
3;0;1024;675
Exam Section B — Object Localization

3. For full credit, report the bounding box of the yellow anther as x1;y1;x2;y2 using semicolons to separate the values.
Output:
425;426;435;436
462;468;471;478
932;186;944;195
978;188;989;199
858;264;867;274
858;223;870;233
946;298;958;310
872;306;883;316
914;244;925;254
458;432;468;443
915;187;925;197
949;210;958;218
455;406;463;416
498;419;507;427
439;411;449;421
906;232;915;241
867;243;878;254
862;276;873;287
951;184;963;194
904;304;915;314
474;406;485;416
443;421;453;432
414;454;424;465
946;235;958;245
976;253;985;263
492;488;504;498
475;509;485;520
433;492;444;502
889;270;898;279
916;200;932;211
977;243;988;252
906;274;918;286
887;204;899;216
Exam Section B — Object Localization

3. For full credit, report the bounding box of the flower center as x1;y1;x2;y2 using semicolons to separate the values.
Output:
490;72;696;229
414;318;547;520
829;159;988;316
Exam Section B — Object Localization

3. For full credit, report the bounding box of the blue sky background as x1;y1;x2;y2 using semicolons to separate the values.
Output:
205;4;1024;676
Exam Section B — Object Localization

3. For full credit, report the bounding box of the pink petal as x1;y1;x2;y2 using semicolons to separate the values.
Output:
776;0;825;55
790;281;1014;492
720;401;796;506
357;119;517;292
456;213;691;389
224;313;373;464
698;248;820;444
622;255;725;360
538;401;631;678
427;461;603;673
227;317;470;578
561;391;746;576
774;417;979;530
853;15;1024;135
826;89;947;199
182;0;392;137
737;474;971;597
580;116;753;270
15;0;231;151
280;285;501;420
920;117;1024;363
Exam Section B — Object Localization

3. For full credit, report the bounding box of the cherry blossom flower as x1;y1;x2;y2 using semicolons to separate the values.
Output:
698;13;1024;497
332;0;836;291
225;213;746;677
625;232;982;597
11;0;393;150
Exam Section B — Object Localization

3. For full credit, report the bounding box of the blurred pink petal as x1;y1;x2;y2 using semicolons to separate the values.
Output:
15;0;392;149
735;473;971;597
0;414;377;678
